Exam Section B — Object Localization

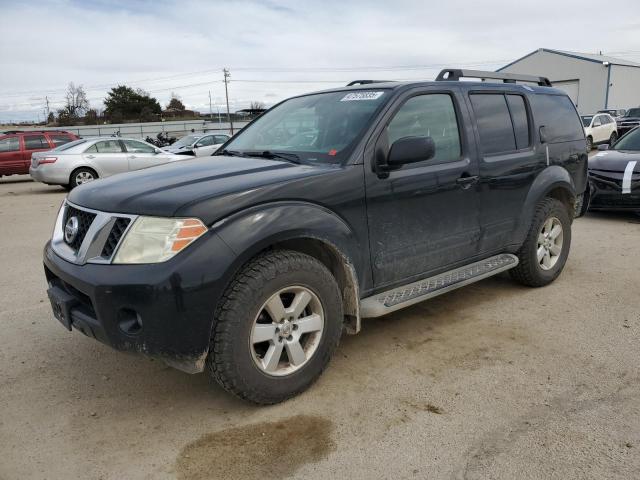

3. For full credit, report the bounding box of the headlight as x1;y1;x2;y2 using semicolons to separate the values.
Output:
113;217;207;264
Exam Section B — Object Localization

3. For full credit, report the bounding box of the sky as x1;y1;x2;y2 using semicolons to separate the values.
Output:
1;0;639;123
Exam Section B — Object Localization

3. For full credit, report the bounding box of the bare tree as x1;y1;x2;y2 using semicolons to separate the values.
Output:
64;82;89;117
249;101;265;110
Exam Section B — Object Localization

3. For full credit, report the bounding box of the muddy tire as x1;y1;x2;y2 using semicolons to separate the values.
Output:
207;250;343;404
510;198;572;287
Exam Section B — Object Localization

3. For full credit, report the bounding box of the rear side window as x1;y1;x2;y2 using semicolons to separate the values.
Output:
24;135;49;150
387;93;461;164
122;139;156;153
506;95;530;149
85;140;124;153
0;137;20;152
530;94;584;143
49;134;73;146
470;94;516;154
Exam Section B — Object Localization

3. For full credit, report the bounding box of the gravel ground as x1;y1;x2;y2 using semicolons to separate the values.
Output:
0;175;638;480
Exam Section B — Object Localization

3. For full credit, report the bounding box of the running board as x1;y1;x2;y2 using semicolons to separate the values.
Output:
360;254;518;318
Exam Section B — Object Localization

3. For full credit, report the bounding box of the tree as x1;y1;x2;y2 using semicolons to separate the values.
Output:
64;82;89;117
85;108;98;124
249;101;265;110
166;93;185;111
46;112;55;125
103;85;161;122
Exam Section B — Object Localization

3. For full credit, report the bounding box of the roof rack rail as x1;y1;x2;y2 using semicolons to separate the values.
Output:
435;69;552;87
346;80;393;86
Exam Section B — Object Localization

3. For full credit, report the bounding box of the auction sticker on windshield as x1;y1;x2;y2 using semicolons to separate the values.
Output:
340;91;384;101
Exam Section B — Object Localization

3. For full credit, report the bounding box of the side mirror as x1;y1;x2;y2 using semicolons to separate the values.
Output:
539;126;548;144
387;136;436;166
194;143;203;148
597;144;609;151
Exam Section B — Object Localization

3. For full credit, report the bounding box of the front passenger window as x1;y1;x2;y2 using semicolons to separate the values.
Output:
386;94;461;163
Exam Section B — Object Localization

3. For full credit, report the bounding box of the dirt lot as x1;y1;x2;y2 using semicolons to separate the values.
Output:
1;175;639;480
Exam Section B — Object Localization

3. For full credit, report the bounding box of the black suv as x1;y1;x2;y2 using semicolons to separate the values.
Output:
44;69;588;404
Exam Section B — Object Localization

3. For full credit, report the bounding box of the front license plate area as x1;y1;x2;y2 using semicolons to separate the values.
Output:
47;285;78;331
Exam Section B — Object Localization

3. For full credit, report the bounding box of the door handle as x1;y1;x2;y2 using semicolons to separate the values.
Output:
456;175;479;189
128;155;136;159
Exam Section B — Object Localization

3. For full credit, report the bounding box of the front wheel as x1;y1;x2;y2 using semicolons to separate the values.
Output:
207;250;343;404
609;132;618;145
586;136;593;151
510;198;572;287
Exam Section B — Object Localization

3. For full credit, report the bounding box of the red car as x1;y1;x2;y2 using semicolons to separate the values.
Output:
0;130;79;177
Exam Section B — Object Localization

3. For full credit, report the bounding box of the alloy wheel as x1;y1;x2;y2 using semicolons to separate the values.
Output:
75;171;95;184
250;286;324;376
537;216;563;270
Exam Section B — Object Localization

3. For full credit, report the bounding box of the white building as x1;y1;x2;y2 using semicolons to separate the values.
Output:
498;48;640;114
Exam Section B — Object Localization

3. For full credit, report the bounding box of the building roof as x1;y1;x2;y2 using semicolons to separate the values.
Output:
498;48;640;71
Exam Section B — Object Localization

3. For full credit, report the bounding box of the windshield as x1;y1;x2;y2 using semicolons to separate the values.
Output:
52;139;86;151
612;128;640;151
624;108;640;117
221;90;389;162
172;135;198;147
581;116;593;127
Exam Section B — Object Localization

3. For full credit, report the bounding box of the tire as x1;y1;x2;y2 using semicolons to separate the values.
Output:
207;249;343;404
510;198;572;287
609;132;618;145
586;136;593;151
69;167;98;189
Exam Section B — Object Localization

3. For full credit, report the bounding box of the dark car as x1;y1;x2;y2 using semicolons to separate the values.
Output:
0;130;78;177
616;108;640;137
587;127;640;212
43;69;588;404
597;108;626;119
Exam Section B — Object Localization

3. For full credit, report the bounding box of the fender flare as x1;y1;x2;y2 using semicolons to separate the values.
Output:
513;166;576;246
211;201;365;333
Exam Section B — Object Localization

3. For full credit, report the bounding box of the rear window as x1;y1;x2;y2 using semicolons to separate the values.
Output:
49;134;74;146
24;135;49;150
530;94;584;143
53;139;87;151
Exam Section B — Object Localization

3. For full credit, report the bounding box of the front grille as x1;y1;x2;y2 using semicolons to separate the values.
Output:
63;206;96;252
101;218;131;258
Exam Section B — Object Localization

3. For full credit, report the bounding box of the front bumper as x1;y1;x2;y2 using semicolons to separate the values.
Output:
43;232;236;373
588;173;640;211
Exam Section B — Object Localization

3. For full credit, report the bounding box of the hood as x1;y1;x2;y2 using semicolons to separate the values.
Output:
163;144;192;153
68;155;336;224
588;150;640;172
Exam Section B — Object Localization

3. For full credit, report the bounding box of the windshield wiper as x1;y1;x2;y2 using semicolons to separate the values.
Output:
217;149;247;157
245;151;301;164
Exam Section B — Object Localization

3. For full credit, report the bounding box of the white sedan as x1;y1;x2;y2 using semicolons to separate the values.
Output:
29;137;193;189
163;133;230;157
582;113;618;150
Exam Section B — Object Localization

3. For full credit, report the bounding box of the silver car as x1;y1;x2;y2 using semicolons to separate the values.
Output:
163;133;230;157
29;137;193;189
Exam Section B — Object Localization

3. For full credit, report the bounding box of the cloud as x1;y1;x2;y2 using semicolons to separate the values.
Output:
1;0;639;121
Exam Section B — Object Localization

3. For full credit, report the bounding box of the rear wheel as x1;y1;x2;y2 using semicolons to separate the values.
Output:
586;136;593;150
207;250;343;404
609;132;618;145
510;198;572;287
69;167;98;189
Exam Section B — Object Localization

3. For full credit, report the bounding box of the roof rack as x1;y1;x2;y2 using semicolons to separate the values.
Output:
346;80;393;86
1;129;71;135
435;69;552;87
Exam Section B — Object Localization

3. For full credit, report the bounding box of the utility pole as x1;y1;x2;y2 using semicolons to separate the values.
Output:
208;90;213;121
45;96;50;123
223;68;234;135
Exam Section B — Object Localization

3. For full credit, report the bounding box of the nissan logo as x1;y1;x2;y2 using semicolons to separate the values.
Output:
64;216;79;244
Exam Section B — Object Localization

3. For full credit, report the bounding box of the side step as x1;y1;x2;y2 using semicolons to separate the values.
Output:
360;254;518;318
